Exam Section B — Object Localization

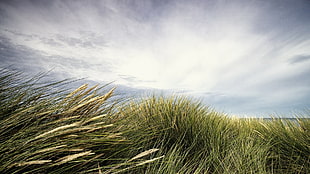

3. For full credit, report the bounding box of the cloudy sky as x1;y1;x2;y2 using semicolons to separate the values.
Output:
1;0;310;117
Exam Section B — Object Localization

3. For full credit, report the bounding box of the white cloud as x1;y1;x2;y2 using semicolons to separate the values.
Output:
1;0;310;116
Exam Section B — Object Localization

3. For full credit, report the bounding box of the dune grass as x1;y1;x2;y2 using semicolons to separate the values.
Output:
0;69;309;173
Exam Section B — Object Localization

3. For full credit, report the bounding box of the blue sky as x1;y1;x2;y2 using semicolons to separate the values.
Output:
0;0;310;117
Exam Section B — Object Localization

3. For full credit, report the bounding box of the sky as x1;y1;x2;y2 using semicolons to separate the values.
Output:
0;0;310;117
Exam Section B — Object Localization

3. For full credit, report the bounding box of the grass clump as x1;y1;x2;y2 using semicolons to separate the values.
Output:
0;69;309;173
0;69;162;174
118;97;272;173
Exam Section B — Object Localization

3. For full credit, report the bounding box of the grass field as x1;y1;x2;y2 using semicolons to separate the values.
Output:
0;69;309;173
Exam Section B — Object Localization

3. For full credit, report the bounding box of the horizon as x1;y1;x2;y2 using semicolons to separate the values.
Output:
0;0;309;117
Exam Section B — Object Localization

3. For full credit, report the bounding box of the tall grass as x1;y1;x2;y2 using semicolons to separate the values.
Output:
118;97;271;173
0;69;309;173
0;69;163;174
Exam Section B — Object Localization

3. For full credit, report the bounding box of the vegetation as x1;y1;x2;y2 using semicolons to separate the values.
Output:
0;69;309;173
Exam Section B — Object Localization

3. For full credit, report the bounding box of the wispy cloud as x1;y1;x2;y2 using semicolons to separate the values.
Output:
289;55;310;64
0;0;309;116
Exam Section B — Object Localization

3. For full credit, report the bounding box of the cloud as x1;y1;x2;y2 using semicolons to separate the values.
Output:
289;55;310;64
55;33;107;48
0;36;114;82
1;0;310;116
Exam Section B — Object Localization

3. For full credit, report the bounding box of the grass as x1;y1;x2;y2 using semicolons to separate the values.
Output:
0;69;309;173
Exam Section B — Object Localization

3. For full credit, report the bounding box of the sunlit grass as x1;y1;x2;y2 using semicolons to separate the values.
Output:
0;69;309;173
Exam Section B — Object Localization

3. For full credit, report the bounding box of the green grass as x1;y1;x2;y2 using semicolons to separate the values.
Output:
0;69;309;173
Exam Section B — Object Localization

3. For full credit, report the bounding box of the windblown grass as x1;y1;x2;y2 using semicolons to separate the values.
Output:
0;69;163;174
0;69;309;173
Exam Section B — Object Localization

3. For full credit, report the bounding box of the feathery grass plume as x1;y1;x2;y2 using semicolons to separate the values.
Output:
111;155;165;174
53;151;95;166
98;162;103;174
129;148;159;161
32;122;81;141
34;145;67;154
84;114;107;124
64;87;115;115
65;84;88;99
12;160;52;167
106;149;160;172
100;148;161;174
136;155;165;166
